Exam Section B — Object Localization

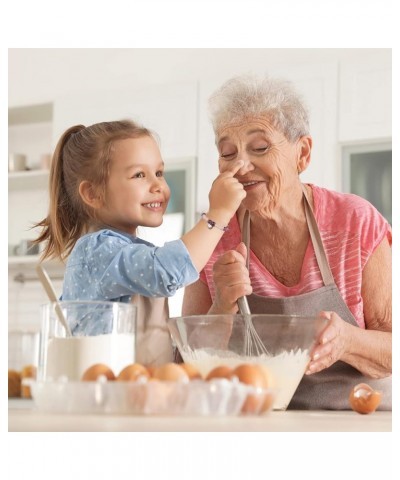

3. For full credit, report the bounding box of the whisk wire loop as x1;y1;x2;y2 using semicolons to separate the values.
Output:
238;297;270;356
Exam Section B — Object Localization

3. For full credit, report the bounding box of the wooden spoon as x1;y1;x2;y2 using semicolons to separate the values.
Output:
36;264;72;336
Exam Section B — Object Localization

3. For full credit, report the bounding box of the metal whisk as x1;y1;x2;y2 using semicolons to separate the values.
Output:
238;296;270;357
238;210;270;356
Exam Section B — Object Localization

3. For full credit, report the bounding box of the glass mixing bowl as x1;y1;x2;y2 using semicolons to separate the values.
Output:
167;314;328;410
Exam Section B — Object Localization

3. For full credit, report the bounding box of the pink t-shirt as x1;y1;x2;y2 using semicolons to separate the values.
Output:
200;184;392;328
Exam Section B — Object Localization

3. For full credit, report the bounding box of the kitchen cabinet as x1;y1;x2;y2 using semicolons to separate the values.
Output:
7;105;62;330
8;104;54;254
7;153;60;329
8;103;53;170
8;162;64;329
8;169;57;270
338;51;391;142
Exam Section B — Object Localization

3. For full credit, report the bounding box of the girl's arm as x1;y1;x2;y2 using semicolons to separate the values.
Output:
181;160;246;273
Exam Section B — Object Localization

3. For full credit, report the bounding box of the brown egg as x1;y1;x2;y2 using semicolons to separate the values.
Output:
349;383;382;414
152;363;189;382
21;365;37;379
8;370;21;398
117;363;150;381
257;364;274;388
20;364;37;398
253;365;275;413
180;363;202;380
145;365;157;377
232;364;269;387
81;363;116;382
205;365;233;381
232;364;269;414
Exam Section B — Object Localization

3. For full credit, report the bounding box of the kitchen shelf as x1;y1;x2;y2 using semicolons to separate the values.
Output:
8;255;64;266
8;103;53;126
8;255;43;266
8;170;49;191
8;256;65;281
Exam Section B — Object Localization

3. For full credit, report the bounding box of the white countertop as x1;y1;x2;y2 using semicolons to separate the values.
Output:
8;400;391;432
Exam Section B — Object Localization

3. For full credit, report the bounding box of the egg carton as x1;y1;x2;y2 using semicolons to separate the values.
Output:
24;378;275;416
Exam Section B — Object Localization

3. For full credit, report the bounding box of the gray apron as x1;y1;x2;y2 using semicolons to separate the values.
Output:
242;186;391;410
131;294;174;366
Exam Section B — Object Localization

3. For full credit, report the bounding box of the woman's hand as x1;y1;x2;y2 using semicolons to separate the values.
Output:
305;311;352;375
307;301;392;378
209;242;253;314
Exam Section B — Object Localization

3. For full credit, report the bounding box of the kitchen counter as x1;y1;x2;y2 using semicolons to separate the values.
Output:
8;401;391;431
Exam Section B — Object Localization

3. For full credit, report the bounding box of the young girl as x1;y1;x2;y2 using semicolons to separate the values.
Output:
34;119;245;363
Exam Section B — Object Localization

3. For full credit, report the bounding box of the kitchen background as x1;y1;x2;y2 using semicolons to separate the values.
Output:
8;48;392;333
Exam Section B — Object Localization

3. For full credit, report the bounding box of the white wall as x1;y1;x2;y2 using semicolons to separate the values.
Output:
8;48;385;107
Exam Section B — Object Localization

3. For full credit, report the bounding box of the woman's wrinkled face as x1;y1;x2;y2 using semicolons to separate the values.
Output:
217;117;304;217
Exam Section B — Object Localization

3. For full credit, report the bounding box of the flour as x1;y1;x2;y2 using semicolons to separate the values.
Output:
43;333;135;381
181;348;310;410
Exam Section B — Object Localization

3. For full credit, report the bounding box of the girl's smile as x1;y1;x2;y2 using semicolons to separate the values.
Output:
98;135;171;234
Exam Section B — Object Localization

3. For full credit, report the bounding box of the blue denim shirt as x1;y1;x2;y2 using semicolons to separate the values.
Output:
61;229;198;334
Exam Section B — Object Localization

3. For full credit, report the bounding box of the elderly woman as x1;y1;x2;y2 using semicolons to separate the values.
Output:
182;74;392;410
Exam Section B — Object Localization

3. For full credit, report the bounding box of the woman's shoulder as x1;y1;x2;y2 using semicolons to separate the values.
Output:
310;184;386;221
311;184;372;210
310;184;391;248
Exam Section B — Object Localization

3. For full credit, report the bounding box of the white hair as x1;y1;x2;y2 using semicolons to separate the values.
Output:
208;74;310;142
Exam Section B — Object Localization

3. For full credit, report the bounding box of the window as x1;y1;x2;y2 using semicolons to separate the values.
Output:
342;143;392;224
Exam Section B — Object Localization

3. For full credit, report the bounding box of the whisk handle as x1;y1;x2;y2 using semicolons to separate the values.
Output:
238;296;251;315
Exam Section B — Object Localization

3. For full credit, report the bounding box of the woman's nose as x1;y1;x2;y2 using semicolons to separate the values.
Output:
237;154;254;175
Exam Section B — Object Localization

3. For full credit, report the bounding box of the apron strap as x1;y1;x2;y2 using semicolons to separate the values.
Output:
301;184;335;286
241;185;335;287
242;210;251;270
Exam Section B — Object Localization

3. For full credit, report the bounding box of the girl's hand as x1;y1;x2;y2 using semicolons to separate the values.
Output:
305;311;352;375
210;242;252;314
208;160;246;223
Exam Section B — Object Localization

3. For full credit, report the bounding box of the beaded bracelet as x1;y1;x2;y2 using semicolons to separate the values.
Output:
201;213;229;232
